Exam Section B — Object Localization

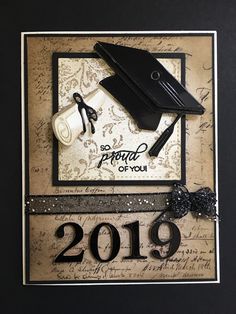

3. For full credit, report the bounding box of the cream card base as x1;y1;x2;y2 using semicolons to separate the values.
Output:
23;34;218;285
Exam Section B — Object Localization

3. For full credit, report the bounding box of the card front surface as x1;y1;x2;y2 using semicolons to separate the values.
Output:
22;31;219;284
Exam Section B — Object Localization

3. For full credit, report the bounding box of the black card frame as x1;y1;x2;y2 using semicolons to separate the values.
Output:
52;50;186;186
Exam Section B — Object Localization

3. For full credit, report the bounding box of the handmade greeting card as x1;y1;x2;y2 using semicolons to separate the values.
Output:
22;31;219;284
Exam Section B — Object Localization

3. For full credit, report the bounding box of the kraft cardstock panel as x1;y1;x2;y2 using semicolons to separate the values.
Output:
57;57;182;182
26;35;214;195
29;213;215;282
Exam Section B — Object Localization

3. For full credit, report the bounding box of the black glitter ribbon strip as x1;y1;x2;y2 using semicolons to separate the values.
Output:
25;193;169;214
25;184;217;220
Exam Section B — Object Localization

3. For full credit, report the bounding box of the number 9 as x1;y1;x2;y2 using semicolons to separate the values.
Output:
150;220;181;259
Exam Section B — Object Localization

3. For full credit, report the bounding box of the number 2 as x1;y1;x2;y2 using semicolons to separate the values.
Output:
54;222;84;263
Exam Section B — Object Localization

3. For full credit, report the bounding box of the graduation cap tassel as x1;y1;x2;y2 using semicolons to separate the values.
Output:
148;114;182;157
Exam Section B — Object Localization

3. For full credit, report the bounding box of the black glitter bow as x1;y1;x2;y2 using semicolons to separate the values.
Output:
167;184;217;219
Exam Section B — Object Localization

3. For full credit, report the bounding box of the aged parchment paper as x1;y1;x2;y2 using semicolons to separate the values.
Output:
29;212;215;281
25;34;217;282
27;35;214;195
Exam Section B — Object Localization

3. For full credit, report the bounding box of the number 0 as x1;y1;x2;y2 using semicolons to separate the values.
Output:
90;223;120;262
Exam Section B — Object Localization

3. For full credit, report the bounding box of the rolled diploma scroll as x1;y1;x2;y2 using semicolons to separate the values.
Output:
52;89;106;146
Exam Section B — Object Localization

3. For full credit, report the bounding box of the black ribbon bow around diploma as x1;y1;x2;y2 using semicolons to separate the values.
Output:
159;184;218;221
73;92;98;134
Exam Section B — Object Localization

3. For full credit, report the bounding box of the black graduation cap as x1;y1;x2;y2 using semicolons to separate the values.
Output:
94;42;205;157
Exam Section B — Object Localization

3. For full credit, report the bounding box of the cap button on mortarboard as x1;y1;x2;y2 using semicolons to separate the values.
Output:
151;71;161;80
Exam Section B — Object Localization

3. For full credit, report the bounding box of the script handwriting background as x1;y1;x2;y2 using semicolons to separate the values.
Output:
29;212;215;281
25;35;216;282
27;35;214;195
